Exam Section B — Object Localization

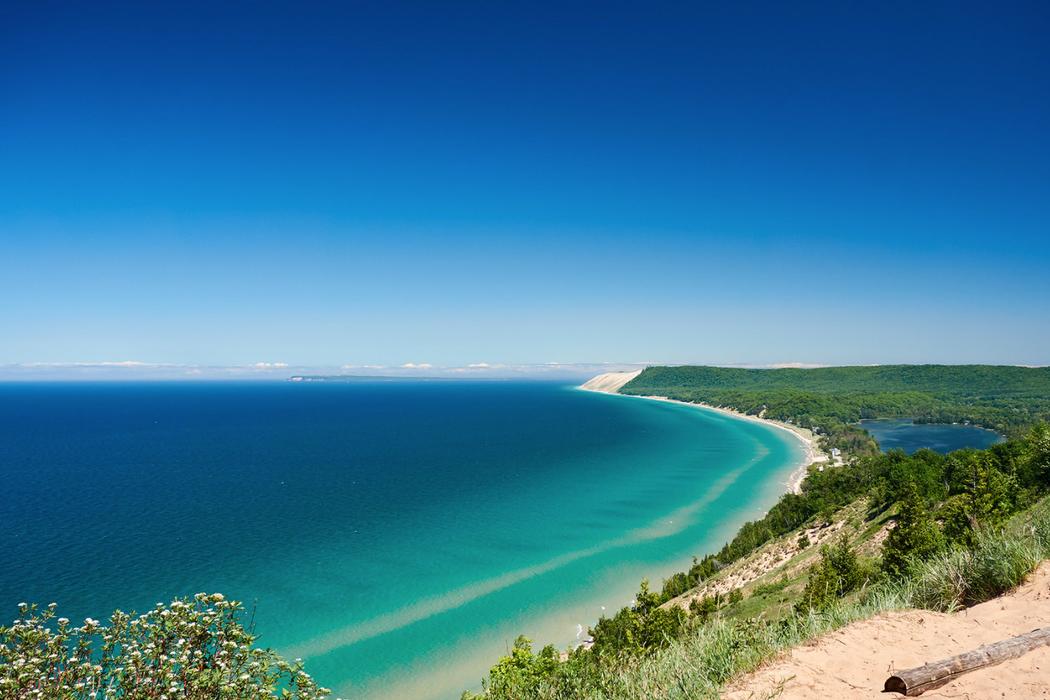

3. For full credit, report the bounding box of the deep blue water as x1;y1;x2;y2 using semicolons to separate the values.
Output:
0;382;803;698
860;418;1003;454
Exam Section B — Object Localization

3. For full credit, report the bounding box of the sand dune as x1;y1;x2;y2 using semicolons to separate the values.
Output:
579;369;643;393
724;562;1050;699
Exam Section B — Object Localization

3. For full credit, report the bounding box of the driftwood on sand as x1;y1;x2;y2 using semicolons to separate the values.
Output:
884;626;1050;696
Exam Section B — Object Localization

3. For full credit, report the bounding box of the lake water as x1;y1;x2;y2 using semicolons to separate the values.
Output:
860;418;1003;454
0;382;804;699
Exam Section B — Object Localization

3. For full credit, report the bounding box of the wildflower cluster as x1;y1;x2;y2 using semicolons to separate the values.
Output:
0;593;330;699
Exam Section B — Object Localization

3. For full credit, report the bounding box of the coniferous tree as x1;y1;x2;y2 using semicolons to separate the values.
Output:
881;483;946;577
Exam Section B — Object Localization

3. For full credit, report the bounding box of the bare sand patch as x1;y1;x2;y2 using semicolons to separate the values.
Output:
579;369;643;393
724;562;1050;699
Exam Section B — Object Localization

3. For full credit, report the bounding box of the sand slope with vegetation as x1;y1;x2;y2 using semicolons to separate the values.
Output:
725;562;1050;699
661;500;893;619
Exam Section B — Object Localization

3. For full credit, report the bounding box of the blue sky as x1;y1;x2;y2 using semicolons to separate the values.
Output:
2;2;1049;377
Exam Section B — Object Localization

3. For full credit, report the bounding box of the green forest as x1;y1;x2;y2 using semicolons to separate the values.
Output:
621;364;1050;456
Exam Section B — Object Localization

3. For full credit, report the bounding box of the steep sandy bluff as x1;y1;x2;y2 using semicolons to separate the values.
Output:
579;369;643;393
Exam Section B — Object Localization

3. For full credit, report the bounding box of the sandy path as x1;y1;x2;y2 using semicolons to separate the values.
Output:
724;562;1050;699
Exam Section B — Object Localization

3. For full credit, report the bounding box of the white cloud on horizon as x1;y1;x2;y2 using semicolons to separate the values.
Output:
0;360;651;381
21;360;160;368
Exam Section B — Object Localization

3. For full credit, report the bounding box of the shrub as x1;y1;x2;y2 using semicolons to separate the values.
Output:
589;581;689;658
881;484;946;577
689;596;719;622
795;539;869;613
750;578;789;598
470;636;559;699
0;593;329;699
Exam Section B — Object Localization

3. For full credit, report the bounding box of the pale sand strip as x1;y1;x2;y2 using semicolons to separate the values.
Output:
579;371;827;494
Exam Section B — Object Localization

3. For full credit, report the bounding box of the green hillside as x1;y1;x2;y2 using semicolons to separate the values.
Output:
622;365;1050;427
621;365;1050;456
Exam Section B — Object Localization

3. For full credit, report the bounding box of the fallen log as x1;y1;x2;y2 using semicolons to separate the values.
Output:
884;626;1050;696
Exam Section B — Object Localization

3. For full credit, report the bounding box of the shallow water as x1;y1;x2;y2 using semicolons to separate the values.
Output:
0;382;803;698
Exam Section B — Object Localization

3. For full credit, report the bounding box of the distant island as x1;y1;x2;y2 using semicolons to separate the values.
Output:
288;374;458;383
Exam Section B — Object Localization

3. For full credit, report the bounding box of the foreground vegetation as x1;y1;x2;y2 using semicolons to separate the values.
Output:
470;510;1050;700
464;423;1050;699
0;593;329;699
621;364;1050;456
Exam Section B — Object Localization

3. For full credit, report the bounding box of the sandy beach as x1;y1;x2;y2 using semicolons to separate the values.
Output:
580;370;826;494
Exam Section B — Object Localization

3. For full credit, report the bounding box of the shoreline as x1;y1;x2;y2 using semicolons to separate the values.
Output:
632;395;823;494
578;371;826;495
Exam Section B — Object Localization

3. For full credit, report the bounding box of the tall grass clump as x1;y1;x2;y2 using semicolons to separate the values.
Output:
905;503;1050;610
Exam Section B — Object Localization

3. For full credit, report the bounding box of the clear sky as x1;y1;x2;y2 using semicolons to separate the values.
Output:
2;2;1049;377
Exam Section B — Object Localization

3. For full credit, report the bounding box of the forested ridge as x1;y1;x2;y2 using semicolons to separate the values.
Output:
621;364;1050;456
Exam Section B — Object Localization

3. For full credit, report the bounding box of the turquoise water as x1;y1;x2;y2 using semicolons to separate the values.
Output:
0;382;803;699
860;418;1003;454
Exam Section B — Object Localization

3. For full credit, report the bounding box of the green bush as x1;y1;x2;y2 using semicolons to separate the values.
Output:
688;596;719;622
750;578;789;598
881;484;946;577
795;539;870;613
466;636;559;699
588;581;689;658
0;594;328;699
